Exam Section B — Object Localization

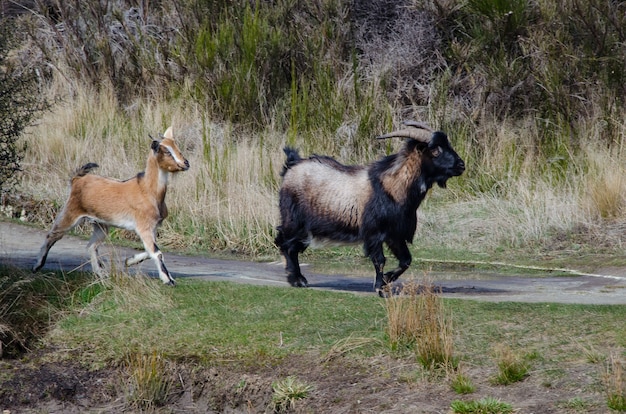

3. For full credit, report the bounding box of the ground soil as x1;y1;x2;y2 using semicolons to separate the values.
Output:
1;221;625;413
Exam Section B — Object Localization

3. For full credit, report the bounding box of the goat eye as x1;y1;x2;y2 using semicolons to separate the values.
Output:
431;147;442;157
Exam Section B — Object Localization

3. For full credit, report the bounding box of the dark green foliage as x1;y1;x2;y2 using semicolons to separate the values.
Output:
0;21;48;194
15;0;626;154
427;0;626;135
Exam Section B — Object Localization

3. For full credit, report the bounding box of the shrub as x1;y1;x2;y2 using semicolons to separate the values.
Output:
0;20;49;194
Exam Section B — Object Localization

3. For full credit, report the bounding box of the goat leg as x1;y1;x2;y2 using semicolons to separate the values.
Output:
383;240;412;284
87;223;109;277
33;212;81;272
368;241;387;297
275;230;308;287
135;227;175;285
284;246;308;287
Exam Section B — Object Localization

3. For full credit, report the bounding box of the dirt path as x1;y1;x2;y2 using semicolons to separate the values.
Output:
1;221;625;304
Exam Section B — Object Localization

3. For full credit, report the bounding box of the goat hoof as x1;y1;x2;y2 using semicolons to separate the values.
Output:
376;288;390;298
165;279;176;287
287;275;308;287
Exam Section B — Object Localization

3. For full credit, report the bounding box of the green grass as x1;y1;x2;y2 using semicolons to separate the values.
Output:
451;372;476;394
2;264;625;410
45;276;626;372
450;397;513;414
50;278;386;366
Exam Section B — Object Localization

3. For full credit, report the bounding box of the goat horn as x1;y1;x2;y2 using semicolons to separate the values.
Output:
402;121;433;131
376;122;433;142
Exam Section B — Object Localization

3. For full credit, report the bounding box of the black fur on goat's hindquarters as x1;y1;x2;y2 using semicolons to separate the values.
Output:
274;122;465;295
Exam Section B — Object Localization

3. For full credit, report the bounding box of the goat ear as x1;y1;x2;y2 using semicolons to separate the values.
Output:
150;139;160;152
163;126;173;139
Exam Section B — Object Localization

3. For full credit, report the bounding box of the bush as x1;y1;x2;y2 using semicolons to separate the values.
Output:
0;20;48;194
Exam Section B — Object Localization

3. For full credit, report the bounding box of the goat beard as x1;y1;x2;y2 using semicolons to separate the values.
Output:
437;178;448;188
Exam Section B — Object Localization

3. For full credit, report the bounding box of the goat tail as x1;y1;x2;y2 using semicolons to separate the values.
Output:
73;163;99;179
280;147;302;176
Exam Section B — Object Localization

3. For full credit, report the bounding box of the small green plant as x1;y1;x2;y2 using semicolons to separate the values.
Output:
491;345;529;385
576;340;605;364
451;397;513;414
557;397;591;411
451;372;475;394
270;375;313;412
125;349;171;410
603;353;626;411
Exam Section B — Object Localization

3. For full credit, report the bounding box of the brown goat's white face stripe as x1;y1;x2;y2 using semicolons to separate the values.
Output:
162;143;185;165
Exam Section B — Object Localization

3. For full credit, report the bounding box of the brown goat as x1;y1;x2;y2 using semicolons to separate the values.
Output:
33;127;190;285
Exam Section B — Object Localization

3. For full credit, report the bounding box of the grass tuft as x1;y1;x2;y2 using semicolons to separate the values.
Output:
450;397;513;414
491;345;530;385
383;278;456;370
603;353;626;411
451;371;476;395
0;265;91;358
125;349;172;410
270;375;313;413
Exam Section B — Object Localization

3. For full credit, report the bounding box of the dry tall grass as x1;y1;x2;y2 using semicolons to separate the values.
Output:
20;79;284;255
383;279;455;370
17;77;626;260
125;349;172;410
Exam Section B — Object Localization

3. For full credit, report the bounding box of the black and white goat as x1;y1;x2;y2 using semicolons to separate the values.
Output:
274;121;465;295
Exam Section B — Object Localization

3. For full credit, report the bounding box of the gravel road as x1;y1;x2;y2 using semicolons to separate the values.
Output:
1;221;625;305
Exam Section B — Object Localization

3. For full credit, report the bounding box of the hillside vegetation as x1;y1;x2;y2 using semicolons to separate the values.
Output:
2;0;626;265
1;2;625;412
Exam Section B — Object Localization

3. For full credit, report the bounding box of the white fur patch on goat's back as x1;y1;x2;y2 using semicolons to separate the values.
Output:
282;161;372;228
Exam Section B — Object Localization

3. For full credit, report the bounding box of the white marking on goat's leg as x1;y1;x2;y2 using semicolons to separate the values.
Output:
87;223;109;278
125;251;151;267
135;227;175;285
33;212;82;272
